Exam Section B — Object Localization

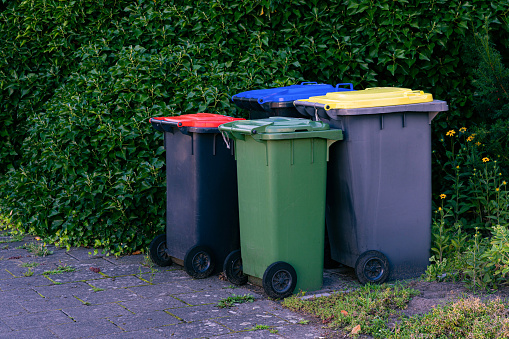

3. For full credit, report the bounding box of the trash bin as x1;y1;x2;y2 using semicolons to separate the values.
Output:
148;113;245;279
219;117;343;298
294;88;449;284
232;82;354;119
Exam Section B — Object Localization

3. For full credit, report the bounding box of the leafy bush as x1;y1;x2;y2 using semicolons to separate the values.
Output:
1;0;508;254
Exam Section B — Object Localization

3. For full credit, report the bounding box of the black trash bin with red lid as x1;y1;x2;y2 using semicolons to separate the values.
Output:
148;113;245;279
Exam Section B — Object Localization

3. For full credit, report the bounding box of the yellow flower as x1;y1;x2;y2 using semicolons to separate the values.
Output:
456;166;460;169
440;194;446;199
496;188;500;192
438;207;442;211
446;130;456;137
476;142;481;146
482;157;490;163
459;127;467;133
503;181;507;185
467;135;474;142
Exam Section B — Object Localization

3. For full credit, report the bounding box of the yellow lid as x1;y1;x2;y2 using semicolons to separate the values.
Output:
297;87;433;110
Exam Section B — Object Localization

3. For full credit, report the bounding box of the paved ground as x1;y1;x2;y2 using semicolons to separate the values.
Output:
0;235;357;338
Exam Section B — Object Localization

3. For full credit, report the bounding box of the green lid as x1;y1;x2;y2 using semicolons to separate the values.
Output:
219;117;343;141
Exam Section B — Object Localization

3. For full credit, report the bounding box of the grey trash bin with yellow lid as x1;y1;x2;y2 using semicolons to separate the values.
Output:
294;87;449;284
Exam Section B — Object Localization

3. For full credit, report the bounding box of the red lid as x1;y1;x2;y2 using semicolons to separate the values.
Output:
151;113;244;128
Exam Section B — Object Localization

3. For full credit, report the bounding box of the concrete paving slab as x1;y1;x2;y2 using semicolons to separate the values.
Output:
0;327;59;339
154;319;231;338
167;304;243;322
2;309;73;330
49;319;123;339
74;288;139;305
0;302;28;318
93;328;166;339
104;255;146;265
1;287;44;301
24;252;79;265
214;329;280;338
0;275;52;290
176;276;234;291
119;295;187;313
17;295;83;313
274;324;326;338
99;264;153;277
177;289;247;306
61;302;134;322
65;248;107;261
108;310;181;331
0;235;342;338
34;281;92;298
127;281;194;297
0;268;17;280
44;268;106;284
5;263;57;277
135;269;192;284
215;312;289;332
88;276;148;289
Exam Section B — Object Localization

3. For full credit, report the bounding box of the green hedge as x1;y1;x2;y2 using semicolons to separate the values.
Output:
0;0;508;254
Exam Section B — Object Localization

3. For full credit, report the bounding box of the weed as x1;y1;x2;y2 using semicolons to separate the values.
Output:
222;285;238;289
1;245;8;250
92;287;104;292
392;297;509;338
217;294;255;308
43;264;76;275
250;325;269;330
22;268;34;277
21;262;40;268
0;233;24;244
297;319;309;325
282;283;419;336
138;255;158;284
23;242;53;257
141;254;151;267
269;329;278;334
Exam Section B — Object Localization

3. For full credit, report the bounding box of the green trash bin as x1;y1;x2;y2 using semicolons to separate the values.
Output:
219;117;343;298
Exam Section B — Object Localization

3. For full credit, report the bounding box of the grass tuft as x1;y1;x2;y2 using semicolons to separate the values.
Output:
217;294;255;308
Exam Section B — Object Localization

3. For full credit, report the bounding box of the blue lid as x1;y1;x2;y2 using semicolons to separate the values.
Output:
232;82;354;105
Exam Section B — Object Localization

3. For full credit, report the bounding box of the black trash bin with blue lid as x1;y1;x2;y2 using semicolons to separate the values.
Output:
232;82;354;119
148;113;245;279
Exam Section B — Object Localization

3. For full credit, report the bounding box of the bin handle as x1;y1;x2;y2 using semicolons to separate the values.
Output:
219;121;275;144
335;83;354;90
300;81;318;85
257;94;275;104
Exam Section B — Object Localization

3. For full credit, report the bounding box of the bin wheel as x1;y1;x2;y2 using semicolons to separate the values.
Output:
262;261;297;299
355;250;389;285
148;234;172;267
223;250;248;286
184;245;215;279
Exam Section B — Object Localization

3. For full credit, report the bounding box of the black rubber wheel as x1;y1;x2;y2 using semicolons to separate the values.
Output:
184;245;215;279
223;250;248;285
355;250;390;285
148;234;172;267
262;261;297;299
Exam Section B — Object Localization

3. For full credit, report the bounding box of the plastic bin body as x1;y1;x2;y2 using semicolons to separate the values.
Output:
295;91;448;281
232;82;354;119
150;114;244;274
220;118;342;293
